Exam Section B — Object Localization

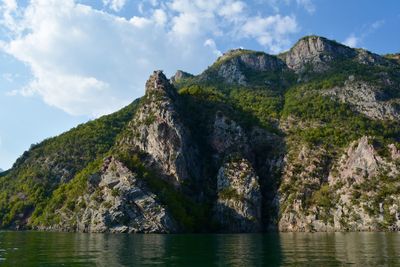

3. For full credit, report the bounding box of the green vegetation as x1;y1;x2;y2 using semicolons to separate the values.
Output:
311;184;335;223
354;172;400;226
31;159;103;227
0;100;139;227
218;187;243;201
282;84;400;149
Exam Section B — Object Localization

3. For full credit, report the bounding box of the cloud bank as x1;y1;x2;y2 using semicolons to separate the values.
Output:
0;0;300;116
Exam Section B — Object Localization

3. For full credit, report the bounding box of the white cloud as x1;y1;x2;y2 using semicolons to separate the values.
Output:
204;39;222;57
240;15;298;53
1;0;300;117
0;0;18;31
153;9;167;26
343;34;359;48
261;0;315;14
218;1;246;18
296;0;315;14
103;0;127;12
343;20;385;49
2;0;218;116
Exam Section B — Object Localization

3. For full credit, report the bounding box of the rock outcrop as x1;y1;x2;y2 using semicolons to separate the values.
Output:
279;136;400;232
210;112;251;158
210;112;276;232
324;77;400;120
119;71;201;186
278;145;333;232
328;137;400;231
170;70;193;84
200;49;286;86
280;36;356;73
41;157;177;233
214;157;262;232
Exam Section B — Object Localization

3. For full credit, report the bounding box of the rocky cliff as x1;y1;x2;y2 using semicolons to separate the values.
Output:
118;70;201;187
279;36;356;73
1;35;400;233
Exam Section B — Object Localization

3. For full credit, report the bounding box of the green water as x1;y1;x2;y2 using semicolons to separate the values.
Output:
0;232;399;266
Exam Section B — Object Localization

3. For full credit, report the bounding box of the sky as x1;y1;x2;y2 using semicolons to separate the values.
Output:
0;0;399;170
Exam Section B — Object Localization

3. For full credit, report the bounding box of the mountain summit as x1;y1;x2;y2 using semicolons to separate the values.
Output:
1;36;400;233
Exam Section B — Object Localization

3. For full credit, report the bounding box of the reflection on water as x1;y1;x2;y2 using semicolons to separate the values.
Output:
0;231;399;266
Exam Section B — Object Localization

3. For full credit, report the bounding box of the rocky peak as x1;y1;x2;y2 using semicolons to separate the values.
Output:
201;49;286;86
119;70;201;187
145;70;176;98
216;49;285;71
280;35;356;72
170;70;193;84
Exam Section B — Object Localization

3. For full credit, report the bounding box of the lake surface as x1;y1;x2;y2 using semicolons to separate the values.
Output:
0;232;399;266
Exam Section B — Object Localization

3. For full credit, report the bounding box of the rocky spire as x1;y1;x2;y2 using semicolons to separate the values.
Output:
119;70;201;187
170;70;193;84
145;70;177;98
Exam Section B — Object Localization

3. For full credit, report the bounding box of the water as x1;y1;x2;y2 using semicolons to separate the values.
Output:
0;232;399;266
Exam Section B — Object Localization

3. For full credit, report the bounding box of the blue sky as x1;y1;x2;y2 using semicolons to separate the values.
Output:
0;0;399;170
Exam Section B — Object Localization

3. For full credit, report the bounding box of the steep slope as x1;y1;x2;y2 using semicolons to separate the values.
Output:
1;35;400;233
278;35;356;73
117;71;202;186
0;101;139;229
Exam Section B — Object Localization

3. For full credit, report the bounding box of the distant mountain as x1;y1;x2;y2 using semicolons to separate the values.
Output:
0;168;3;173
1;35;400;233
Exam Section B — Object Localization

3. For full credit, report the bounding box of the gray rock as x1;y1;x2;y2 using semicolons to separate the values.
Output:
210;112;251;158
280;36;356;73
54;157;178;233
170;70;193;84
119;71;201;186
214;157;262;232
200;49;286;85
279;136;400;232
324;78;400;120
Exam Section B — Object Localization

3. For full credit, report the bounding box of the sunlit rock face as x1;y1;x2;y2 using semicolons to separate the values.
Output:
119;70;201;187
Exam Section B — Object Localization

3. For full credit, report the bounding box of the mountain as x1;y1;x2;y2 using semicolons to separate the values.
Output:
1;35;400;233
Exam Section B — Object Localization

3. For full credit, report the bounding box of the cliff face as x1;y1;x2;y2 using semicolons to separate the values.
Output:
198;49;289;87
279;36;356;73
215;157;262;232
2;35;400;233
324;76;400;120
279;136;400;232
118;70;201;186
40;157;178;233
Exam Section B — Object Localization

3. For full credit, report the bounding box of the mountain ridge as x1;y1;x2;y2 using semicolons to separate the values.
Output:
1;35;400;233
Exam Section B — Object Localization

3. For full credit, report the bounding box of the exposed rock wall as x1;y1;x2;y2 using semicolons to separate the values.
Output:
200;49;286;86
119;71;201;186
280;36;356;73
215;158;262;232
40;157;177;233
324;77;400;120
279;136;400;232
